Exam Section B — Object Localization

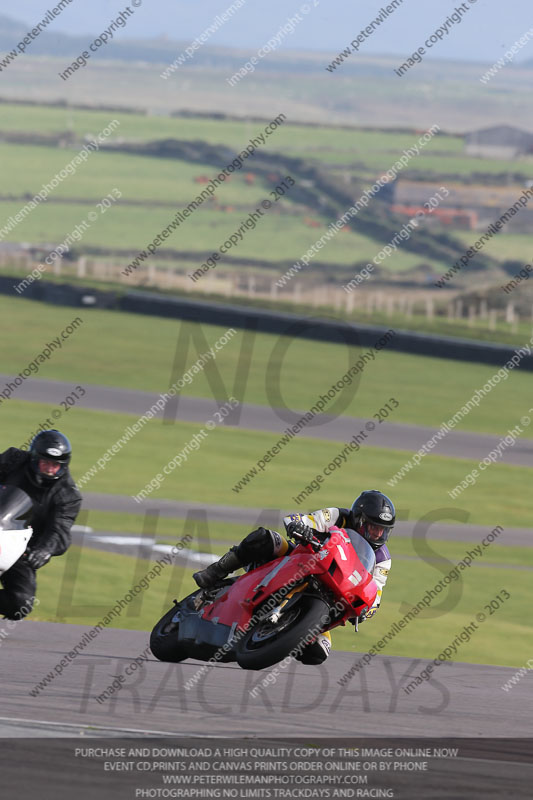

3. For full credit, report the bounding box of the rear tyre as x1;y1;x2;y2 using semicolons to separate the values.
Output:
235;595;330;671
150;603;188;663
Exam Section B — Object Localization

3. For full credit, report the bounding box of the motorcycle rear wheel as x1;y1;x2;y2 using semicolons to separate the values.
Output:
150;603;188;663
235;595;329;671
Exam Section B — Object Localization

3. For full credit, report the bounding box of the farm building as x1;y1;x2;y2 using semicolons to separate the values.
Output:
392;180;533;232
464;125;533;159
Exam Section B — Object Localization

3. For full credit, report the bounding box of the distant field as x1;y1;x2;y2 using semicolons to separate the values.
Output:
4;104;533;275
2;53;533;133
318;149;531;177
0;135;457;272
0;141;268;205
0;199;435;270
0;102;462;159
0;102;528;178
455;231;533;265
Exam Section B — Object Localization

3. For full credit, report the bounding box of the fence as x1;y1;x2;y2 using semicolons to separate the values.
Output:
1;251;531;337
2;268;533;370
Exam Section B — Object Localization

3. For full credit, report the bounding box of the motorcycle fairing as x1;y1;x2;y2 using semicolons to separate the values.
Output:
176;526;378;660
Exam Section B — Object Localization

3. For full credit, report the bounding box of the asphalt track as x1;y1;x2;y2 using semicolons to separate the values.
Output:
5;374;533;465
3;373;532;797
3;621;532;797
3;623;533;798
4;620;531;738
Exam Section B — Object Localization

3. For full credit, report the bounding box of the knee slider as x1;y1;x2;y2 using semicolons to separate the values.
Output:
295;632;331;665
5;593;34;620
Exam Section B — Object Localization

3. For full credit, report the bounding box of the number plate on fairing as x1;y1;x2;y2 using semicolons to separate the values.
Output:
348;570;363;586
336;545;348;561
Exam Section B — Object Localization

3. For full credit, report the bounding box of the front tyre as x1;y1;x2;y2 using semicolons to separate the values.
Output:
235;595;330;671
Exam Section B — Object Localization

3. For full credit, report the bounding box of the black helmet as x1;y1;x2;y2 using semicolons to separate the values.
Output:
351;490;395;550
29;430;72;484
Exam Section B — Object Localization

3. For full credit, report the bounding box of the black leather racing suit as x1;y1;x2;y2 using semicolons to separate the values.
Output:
0;448;82;619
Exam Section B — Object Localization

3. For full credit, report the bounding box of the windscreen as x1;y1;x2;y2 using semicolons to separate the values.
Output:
0;485;33;531
344;529;376;574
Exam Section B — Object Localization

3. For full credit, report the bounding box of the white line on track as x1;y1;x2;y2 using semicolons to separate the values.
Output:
89;534;216;563
0;714;182;737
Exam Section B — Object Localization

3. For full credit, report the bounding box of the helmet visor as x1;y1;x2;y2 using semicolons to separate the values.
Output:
38;458;62;477
366;522;386;541
366;522;385;540
360;519;390;548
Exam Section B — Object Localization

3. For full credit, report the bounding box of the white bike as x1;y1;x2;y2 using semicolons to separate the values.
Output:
0;485;33;575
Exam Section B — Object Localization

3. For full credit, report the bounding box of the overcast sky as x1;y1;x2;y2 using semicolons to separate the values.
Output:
7;0;533;64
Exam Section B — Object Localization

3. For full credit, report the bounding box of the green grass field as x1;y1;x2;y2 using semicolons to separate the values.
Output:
2;296;533;436
455;230;533;265
2;73;533;673
1;199;433;271
0;140;451;272
2;296;527;670
3;103;533;274
1;102;529;178
31;535;531;667
5;394;533;528
0;97;530;673
0;142;268;205
0;103;462;161
83;510;533;570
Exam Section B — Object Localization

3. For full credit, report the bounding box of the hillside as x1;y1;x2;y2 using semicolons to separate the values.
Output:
1;14;533;130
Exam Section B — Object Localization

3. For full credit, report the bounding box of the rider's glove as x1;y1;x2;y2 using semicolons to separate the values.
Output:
350;606;369;625
358;606;379;623
287;520;316;544
24;547;51;569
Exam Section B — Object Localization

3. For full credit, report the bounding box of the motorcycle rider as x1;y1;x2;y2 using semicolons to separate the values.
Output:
193;490;395;665
0;430;82;620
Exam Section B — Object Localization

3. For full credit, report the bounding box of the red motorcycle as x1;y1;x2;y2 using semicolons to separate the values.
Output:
150;526;378;670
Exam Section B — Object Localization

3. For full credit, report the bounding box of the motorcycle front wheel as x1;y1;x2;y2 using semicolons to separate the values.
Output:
235;595;330;671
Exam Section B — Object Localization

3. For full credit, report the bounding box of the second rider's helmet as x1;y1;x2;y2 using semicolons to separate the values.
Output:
28;430;72;485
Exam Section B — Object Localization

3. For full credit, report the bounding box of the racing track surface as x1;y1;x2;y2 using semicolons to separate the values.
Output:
4;374;532;793
5;375;533;465
2;620;531;738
